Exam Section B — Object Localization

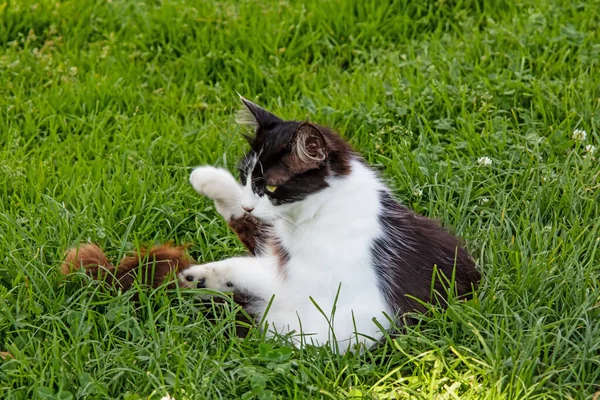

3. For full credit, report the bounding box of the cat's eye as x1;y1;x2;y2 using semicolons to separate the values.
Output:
265;185;277;193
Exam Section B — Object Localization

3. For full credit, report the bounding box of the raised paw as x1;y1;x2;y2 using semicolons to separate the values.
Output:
189;166;244;220
189;166;241;201
179;263;235;292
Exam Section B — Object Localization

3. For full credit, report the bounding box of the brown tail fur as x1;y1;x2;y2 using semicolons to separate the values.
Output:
63;242;254;336
62;243;115;277
62;243;193;291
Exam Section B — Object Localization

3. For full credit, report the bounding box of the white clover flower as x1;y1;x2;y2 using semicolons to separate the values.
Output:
583;144;597;160
412;188;423;197
572;129;587;141
542;224;552;233
161;395;175;400
477;156;492;166
478;197;489;205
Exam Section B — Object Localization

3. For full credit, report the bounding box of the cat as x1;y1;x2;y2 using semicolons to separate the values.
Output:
181;97;481;353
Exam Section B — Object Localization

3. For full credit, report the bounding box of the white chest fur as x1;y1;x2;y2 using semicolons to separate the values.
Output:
258;161;393;351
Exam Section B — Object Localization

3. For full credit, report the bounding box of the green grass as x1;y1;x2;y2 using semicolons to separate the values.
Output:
1;0;599;398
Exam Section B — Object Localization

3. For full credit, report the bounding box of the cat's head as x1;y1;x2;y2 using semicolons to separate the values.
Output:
235;97;353;222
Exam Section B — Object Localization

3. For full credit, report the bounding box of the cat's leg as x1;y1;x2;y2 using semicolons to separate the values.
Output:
190;166;272;255
190;166;244;220
180;256;279;300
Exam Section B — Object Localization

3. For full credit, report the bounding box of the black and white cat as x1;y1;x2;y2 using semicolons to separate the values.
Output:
182;97;480;352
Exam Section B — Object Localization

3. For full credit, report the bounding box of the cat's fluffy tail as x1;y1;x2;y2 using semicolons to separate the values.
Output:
62;243;115;278
61;243;193;290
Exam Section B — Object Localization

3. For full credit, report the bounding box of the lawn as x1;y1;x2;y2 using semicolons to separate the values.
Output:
1;0;599;398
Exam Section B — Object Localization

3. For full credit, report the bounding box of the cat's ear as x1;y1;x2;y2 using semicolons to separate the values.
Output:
292;123;328;164
236;96;283;131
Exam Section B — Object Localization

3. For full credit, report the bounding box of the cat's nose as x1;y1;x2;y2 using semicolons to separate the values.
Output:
242;206;254;213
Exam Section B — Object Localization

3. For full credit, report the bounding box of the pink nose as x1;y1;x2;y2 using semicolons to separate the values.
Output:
242;206;254;212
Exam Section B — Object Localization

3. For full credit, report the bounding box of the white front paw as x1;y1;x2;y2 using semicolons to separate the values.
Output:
189;166;241;201
190;166;245;220
179;263;234;291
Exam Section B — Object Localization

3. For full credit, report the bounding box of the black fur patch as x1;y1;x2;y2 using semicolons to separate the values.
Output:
371;191;481;315
238;108;353;205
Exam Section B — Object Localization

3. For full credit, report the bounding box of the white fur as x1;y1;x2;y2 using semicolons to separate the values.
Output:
183;160;392;353
241;154;259;212
189;166;244;220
